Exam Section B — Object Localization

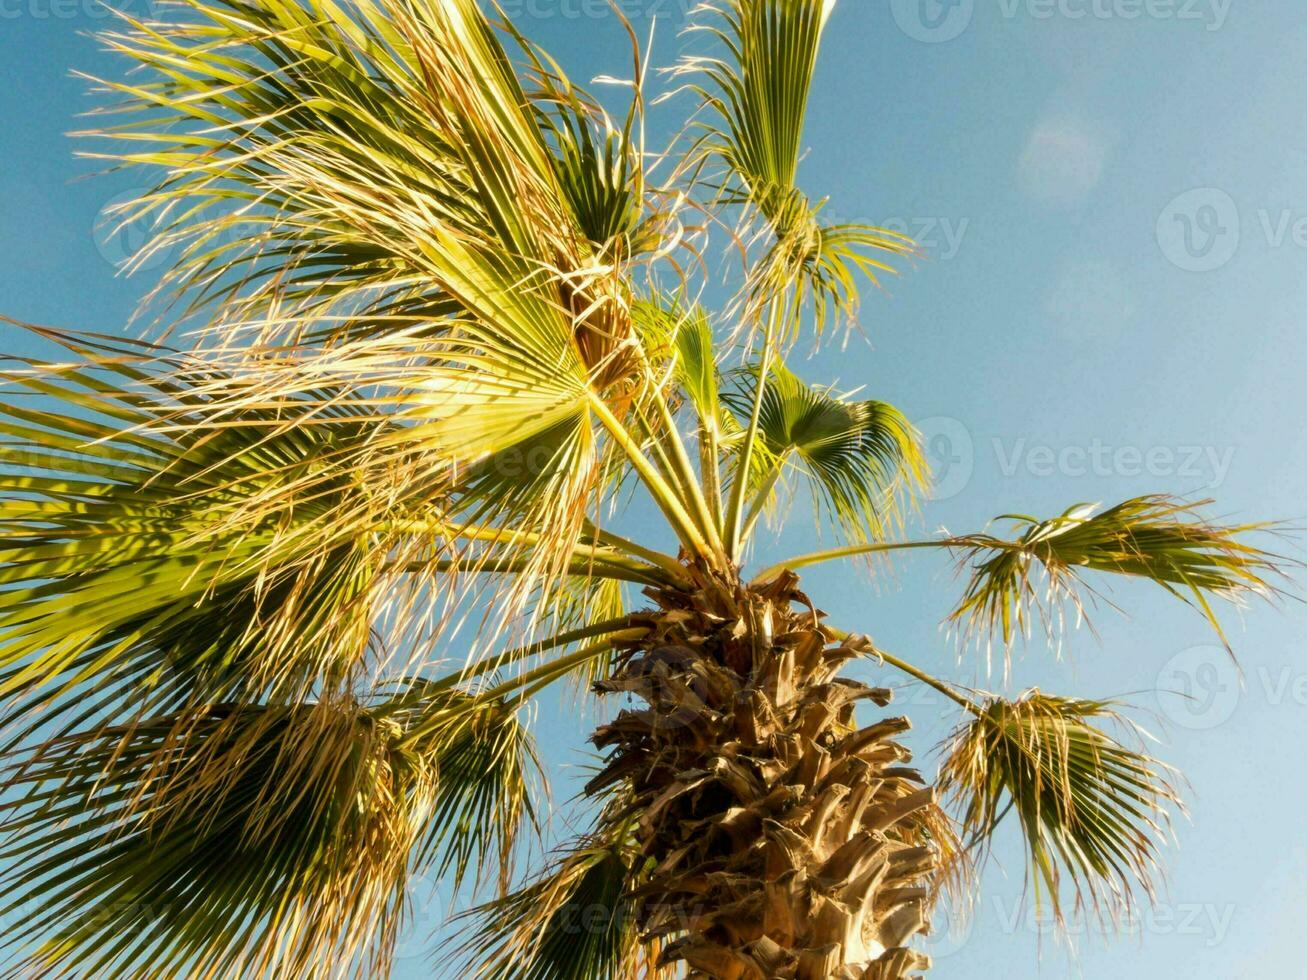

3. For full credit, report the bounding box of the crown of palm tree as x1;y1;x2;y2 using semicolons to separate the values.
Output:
0;1;1288;977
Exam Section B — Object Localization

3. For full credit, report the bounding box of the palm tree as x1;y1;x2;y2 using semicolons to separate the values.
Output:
0;1;1284;977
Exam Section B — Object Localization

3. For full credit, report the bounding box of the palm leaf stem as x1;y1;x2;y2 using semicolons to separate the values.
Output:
725;296;785;556
586;394;717;564
753;538;947;584
825;625;976;711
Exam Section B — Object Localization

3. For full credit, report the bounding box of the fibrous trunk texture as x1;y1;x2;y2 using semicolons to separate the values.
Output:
588;567;944;980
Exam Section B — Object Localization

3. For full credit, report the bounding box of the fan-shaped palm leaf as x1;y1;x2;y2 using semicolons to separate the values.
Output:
939;692;1181;924
725;361;926;544
678;0;915;332
0;334;402;737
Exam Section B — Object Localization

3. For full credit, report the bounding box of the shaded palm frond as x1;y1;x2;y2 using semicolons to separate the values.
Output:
455;827;655;980
0;680;538;978
520;34;659;260
725;360;926;543
939;692;1181;925
392;688;541;894
1;702;417;978
948;496;1283;652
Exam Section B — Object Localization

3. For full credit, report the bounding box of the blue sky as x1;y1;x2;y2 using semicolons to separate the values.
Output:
2;1;1306;977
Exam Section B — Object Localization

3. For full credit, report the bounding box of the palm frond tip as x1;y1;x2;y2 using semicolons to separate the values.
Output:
948;496;1284;651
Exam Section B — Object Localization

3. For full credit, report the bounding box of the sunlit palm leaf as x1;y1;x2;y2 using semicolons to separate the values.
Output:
519;32;663;260
0;334;403;737
939;692;1181;924
948;496;1282;651
682;0;835;206
632;297;725;428
87;0;582;339
679;0;913;331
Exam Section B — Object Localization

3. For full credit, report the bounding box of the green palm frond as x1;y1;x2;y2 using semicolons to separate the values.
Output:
762;211;918;336
725;361;926;544
679;0;914;332
681;0;834;208
87;0;588;341
394;688;541;892
521;34;662;260
632;295;728;432
86;0;730;568
948;496;1282;651
939;692;1181;924
456;828;653;980
541;574;628;692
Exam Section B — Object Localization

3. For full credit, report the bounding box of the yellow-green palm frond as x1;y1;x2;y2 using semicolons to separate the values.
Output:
0;332;410;737
759;207;919;338
939;692;1181;925
948;496;1284;653
725;360;927;545
86;0;598;345
632;295;727;428
680;0;834;208
192;323;618;643
535;573;628;693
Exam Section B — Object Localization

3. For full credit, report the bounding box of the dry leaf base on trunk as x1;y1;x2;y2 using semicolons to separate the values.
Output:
589;569;946;980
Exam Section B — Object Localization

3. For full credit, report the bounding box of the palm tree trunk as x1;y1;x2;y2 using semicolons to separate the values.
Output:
589;567;944;979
